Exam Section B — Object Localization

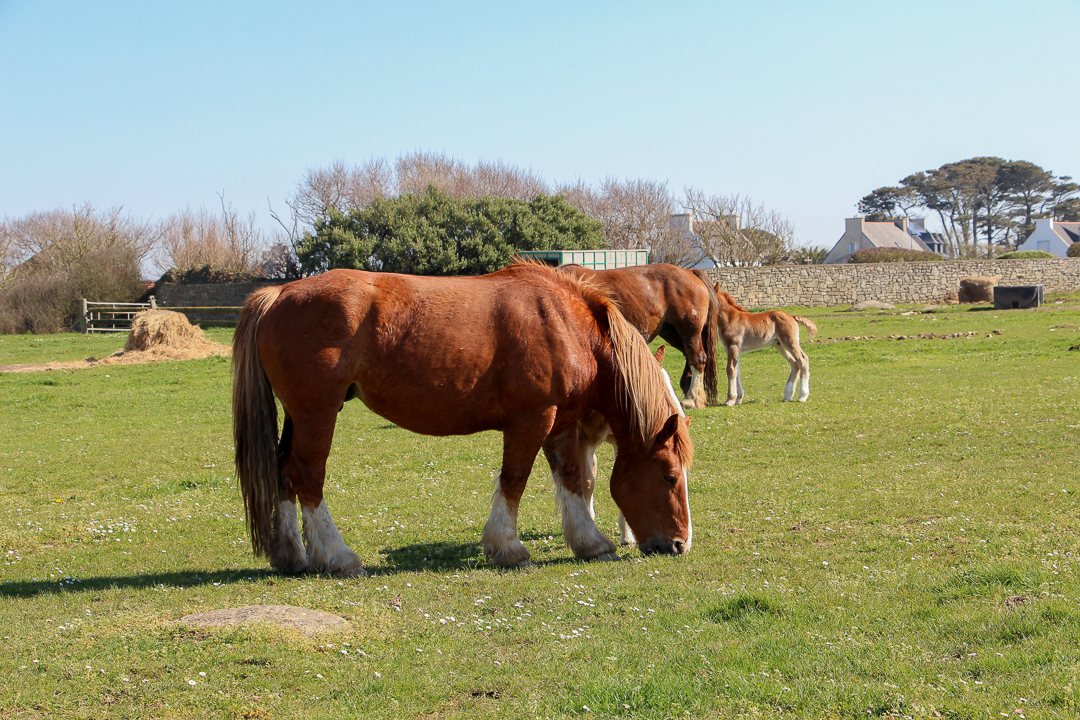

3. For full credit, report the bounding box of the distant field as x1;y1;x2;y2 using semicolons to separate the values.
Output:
1;298;1078;719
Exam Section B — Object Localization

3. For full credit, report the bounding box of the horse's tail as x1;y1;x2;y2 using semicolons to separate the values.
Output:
793;315;818;338
692;269;721;404
232;285;285;559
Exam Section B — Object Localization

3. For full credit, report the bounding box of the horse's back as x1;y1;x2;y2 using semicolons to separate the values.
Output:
253;267;602;436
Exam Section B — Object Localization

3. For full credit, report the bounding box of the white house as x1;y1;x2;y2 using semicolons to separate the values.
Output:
823;217;933;264
1017;218;1079;257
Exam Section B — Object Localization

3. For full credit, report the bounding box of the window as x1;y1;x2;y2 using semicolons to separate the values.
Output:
849;242;857;255
1037;240;1050;253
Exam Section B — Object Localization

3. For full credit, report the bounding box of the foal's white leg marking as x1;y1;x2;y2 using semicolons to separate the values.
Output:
481;474;530;567
302;500;367;576
269;499;308;573
797;352;811;401
735;361;745;405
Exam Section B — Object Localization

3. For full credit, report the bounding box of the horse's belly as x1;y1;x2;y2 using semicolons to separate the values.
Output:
354;382;503;438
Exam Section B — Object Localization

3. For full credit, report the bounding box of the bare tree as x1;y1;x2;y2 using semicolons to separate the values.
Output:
5;203;158;276
559;177;696;265
287;157;393;229
681;191;794;266
155;195;268;276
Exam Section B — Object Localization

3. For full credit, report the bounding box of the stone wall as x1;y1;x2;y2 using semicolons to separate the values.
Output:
154;281;287;324
700;259;1080;308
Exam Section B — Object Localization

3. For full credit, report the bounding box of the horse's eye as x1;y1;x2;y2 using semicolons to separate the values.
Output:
664;474;679;486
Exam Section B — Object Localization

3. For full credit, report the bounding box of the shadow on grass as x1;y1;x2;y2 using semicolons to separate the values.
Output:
0;568;277;599
1;534;620;596
374;531;625;574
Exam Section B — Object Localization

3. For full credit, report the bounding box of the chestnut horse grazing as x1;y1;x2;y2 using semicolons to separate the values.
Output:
714;289;817;406
559;263;719;409
232;263;693;576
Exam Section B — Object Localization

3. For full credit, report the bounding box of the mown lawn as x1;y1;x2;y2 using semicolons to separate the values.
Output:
1;298;1078;719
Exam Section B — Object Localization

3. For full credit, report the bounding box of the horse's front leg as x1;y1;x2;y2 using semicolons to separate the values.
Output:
482;411;556;567
543;424;619;562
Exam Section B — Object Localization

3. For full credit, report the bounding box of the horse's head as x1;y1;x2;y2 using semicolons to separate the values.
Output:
610;412;693;556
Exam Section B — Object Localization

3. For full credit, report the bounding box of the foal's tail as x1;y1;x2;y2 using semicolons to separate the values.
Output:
232;286;285;558
692;269;721;404
793;315;818;338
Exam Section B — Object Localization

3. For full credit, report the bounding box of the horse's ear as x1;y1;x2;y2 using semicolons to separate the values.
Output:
653;345;666;365
654;413;681;446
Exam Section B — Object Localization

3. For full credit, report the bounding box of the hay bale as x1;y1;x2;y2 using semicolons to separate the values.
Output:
958;276;1000;303
90;309;232;366
124;310;202;351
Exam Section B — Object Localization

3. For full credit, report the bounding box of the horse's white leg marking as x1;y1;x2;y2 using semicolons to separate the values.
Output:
302;500;367;577
481;473;530;567
555;444;618;561
681;366;705;409
268;499;308;573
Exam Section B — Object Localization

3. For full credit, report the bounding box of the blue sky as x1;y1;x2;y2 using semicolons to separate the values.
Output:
2;0;1078;253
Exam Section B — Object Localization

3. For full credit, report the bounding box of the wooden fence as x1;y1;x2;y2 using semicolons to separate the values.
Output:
80;297;243;333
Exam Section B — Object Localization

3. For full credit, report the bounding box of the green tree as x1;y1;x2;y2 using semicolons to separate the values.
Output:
295;186;605;276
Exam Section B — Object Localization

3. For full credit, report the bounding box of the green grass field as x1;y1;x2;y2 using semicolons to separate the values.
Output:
1;297;1078;719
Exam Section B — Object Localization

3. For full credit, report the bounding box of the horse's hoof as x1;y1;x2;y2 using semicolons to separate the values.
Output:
335;565;369;578
723;400;736;407
591;552;621;562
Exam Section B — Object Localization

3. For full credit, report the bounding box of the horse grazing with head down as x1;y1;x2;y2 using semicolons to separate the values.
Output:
232;262;693;576
714;288;817;406
559;263;720;409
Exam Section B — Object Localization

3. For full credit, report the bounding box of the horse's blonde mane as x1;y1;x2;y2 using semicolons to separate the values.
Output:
507;261;693;467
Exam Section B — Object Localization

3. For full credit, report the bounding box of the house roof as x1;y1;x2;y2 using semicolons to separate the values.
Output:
862;222;927;250
1052;222;1079;243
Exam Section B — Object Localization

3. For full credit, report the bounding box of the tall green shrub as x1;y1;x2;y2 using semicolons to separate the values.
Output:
296;186;605;276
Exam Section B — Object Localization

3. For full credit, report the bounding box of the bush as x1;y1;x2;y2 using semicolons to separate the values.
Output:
849;247;943;263
1068;242;1080;258
996;250;1054;259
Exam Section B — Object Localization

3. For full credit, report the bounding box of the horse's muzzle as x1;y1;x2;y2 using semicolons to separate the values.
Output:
639;537;690;556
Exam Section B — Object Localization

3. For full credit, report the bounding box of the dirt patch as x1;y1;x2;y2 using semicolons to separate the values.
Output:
176;605;349;635
0;310;230;373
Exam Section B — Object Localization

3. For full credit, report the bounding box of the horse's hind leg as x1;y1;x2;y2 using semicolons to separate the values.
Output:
777;345;800;402
794;345;811;402
267;415;308;574
284;411;366;577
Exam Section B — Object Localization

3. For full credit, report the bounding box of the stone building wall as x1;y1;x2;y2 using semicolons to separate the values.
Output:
700;259;1080;308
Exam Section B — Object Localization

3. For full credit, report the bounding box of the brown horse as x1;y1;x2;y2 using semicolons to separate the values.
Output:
559;263;719;409
232;262;693;576
714;289;817;406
